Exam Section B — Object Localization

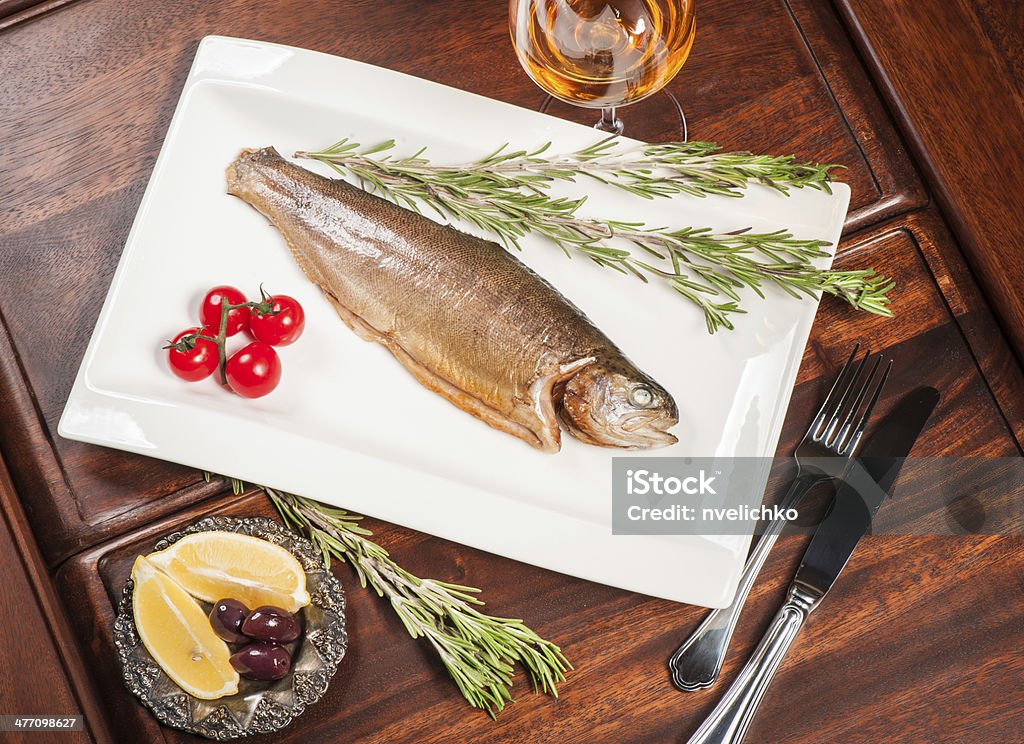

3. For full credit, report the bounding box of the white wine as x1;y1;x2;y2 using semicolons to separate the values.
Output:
511;0;696;108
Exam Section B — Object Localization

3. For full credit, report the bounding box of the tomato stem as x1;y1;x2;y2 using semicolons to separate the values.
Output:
217;298;230;385
164;332;218;352
168;287;281;386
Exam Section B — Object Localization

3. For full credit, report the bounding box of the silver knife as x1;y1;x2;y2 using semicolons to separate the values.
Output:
687;386;940;744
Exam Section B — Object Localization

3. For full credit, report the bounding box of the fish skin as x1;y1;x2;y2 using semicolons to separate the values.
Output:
226;147;678;452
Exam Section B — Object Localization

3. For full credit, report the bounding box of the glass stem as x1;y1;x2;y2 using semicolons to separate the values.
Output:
595;106;624;135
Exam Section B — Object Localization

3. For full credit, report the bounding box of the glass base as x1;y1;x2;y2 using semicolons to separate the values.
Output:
537;91;687;143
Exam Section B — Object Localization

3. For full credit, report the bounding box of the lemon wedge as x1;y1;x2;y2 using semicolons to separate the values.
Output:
146;531;310;613
131;556;239;700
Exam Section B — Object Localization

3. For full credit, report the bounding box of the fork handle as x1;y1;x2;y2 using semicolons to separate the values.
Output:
685;584;819;744
669;473;820;691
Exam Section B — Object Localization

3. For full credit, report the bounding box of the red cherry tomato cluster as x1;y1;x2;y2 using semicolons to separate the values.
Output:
165;285;305;398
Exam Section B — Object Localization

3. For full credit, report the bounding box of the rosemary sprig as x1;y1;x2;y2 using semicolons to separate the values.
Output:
301;137;841;200
296;139;892;333
230;481;572;717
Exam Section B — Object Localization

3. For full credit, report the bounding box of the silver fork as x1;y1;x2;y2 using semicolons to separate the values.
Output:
669;346;889;691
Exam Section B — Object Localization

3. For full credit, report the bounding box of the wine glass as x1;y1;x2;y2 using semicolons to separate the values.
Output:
509;0;696;140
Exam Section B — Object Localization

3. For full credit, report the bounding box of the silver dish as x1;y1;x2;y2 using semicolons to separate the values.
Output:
113;515;347;740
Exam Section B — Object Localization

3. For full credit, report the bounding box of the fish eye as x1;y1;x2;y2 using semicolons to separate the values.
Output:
630;387;653;407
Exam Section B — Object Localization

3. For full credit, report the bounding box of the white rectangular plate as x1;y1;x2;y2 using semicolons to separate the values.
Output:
59;37;849;608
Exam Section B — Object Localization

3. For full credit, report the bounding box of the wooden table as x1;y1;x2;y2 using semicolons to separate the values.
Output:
1;1;1022;742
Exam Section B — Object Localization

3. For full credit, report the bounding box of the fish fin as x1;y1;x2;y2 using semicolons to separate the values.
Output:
528;357;596;453
323;295;560;453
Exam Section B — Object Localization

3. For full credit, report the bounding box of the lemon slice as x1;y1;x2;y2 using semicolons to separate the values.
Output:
146;531;310;613
131;556;239;700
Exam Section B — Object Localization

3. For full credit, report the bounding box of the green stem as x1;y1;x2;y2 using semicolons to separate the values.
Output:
216;297;230;385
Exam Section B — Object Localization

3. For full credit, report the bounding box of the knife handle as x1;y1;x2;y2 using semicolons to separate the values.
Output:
685;584;819;744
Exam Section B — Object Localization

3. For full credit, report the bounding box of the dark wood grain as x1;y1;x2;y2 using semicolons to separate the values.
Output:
974;0;1024;89
836;0;1024;366
787;0;926;232
0;452;106;743
0;0;926;566
0;0;73;25
54;210;1024;743
802;210;1024;450
0;0;42;19
1;0;1022;741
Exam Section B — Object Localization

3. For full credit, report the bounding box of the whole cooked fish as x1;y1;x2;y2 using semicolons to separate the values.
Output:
226;147;678;452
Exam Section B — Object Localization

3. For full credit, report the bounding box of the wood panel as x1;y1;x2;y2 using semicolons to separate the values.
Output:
787;0;926;232
804;210;1024;449
3;1;1023;741
0;0;926;565
0;452;108;743
836;0;1024;366
55;210;1023;742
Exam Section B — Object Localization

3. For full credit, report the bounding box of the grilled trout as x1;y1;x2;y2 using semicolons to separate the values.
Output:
226;147;678;452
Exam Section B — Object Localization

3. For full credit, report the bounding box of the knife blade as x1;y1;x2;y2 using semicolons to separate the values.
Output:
794;385;939;598
686;386;939;744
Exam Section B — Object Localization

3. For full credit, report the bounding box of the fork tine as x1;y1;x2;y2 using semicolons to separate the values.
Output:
827;353;882;447
842;359;892;455
806;345;860;437
816;348;870;441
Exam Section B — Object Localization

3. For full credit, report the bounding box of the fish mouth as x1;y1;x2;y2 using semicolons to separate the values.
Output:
630;427;678;449
617;414;678;449
577;411;678;449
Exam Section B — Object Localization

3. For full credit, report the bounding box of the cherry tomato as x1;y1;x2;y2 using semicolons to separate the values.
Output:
200;285;249;337
249;294;305;346
166;328;219;382
225;342;282;398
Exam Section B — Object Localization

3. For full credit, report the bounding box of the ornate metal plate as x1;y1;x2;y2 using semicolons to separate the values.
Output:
114;515;347;740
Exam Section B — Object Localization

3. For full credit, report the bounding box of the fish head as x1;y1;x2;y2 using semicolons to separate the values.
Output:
559;361;678;449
